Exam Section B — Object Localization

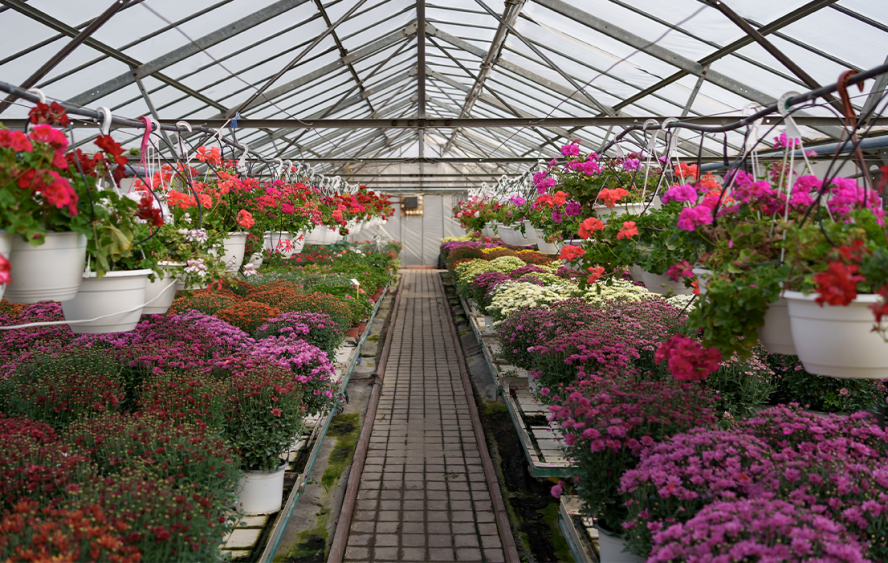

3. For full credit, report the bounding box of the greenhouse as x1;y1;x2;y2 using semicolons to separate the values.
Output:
1;0;888;562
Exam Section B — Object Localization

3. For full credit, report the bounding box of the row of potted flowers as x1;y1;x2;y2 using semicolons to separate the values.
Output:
0;103;395;333
0;240;397;561
442;224;887;560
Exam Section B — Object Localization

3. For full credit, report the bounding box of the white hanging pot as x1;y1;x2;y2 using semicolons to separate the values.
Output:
0;232;11;301
319;227;341;245
535;229;562;255
248;252;264;269
264;231;304;258
143;262;183;315
757;297;797;355
304;224;325;245
594;203;646;223
629;265;645;282
61;269;152;334
237;462;287;515
4;231;87;303
784;291;888;379
642;270;693;295
595;522;644;563
219;232;248;273
518;220;538;246
481;225;493;238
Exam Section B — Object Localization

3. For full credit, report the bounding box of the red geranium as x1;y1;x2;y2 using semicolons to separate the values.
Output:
814;261;864;307
559;244;585;262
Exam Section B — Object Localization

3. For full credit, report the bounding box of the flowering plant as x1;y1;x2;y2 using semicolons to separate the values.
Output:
486;281;569;321
214;365;306;471
255;311;346;356
253;179;317;235
551;377;717;532
767;352;886;413
620;429;777;555
648;498;869;563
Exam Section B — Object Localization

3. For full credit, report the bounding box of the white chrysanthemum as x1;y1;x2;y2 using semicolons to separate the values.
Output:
487;281;565;320
580;278;651;306
666;293;696;311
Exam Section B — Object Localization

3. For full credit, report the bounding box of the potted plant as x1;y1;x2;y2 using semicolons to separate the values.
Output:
0;115;87;303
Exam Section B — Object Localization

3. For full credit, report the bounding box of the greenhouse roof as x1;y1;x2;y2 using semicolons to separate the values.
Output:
1;0;887;187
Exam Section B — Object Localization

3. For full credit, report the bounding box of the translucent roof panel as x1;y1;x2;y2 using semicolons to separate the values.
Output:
0;0;885;180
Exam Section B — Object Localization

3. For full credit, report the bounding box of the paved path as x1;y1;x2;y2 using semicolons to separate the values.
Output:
343;270;507;563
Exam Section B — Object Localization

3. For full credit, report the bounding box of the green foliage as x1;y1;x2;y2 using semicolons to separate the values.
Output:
767;353;887;413
704;348;778;418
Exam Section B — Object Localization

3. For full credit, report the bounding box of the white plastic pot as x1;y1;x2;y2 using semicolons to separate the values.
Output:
482;225;493;238
247;252;264;269
61;269;152;334
0;232;11;301
5;231;87;303
642;270;693;295
784;291;888;379
757;297;797;355
220;232;248;272
514;221;537;246
535;229;562;255
595;522;644;563
264;231;304;258
237;462;287;515
594;203;646;222
629;265;645;283
304;224;325;245
143;262;183;315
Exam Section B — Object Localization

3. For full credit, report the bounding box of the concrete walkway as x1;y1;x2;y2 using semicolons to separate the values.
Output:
343;270;508;563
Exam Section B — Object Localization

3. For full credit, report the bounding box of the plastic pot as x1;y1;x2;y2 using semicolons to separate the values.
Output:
143;262;183;315
61;269;152;334
642;270;693;295
594;521;644;563
220;232;248;272
785;291;888;379
237;462;287;515
4;231;87;303
757;297;797;355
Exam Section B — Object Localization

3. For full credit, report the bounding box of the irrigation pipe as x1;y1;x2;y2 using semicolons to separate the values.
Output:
327;275;404;563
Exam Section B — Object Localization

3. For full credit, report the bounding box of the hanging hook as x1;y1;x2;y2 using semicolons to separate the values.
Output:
237;142;249;171
275;158;284;179
175;121;192;160
27;87;47;105
97;106;113;136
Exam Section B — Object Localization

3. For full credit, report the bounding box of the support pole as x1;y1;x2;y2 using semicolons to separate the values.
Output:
417;0;426;120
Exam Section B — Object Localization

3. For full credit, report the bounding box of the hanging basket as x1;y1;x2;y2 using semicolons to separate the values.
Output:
304;224;326;245
237;462;287;515
4;231;87;303
642;270;693;295
220;232;248;273
264;231;304;258
143;263;183;315
61;269;152;334
594;203;646;223
535;229;562;255
784;291;888;379
757;297;797;355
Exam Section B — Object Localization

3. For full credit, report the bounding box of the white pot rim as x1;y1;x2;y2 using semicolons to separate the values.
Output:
82;268;154;279
243;461;288;475
157;261;186;267
783;290;883;304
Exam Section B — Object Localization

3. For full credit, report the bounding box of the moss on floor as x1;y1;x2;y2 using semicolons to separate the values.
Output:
321;413;360;490
539;502;575;563
273;413;361;563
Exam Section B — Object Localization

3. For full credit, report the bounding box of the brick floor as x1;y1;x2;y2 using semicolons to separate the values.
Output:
344;270;506;563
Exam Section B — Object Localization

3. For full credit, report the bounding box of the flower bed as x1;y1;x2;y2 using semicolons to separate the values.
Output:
0;239;395;560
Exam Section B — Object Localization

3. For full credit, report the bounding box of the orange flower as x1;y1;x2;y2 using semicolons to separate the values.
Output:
617;221;638;239
578;217;605;239
598;187;629;209
675;162;699;180
559;244;585;262
553;191;567;206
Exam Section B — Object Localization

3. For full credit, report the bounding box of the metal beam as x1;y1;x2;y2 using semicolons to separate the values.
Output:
209;24;417;119
681;65;709;118
535;0;843;139
0;0;132;114
26;114;870;131
417;0;427;119
66;0;309;106
702;0;841;112
230;0;370;118
862;53;888;123
613;0;839;111
441;0;525;154
1;0;227;111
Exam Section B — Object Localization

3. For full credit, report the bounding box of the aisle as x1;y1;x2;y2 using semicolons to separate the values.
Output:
343;270;511;563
